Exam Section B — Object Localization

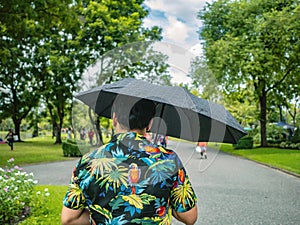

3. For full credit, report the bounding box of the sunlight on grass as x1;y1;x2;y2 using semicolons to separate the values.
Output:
219;144;300;175
0;136;76;166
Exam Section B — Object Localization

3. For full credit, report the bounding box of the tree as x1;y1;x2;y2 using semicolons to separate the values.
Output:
190;57;258;128
35;26;83;144
0;0;80;141
198;0;300;146
75;0;168;144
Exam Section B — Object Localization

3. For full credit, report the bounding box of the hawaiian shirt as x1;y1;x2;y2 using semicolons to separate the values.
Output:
63;132;197;225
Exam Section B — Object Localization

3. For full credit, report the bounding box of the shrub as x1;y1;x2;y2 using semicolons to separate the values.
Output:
267;124;286;144
233;136;253;149
0;158;38;224
292;128;300;143
279;142;286;148
62;139;91;157
253;132;261;145
290;143;297;149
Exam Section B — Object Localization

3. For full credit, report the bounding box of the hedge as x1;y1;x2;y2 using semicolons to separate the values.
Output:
233;136;253;149
279;142;300;150
62;139;91;157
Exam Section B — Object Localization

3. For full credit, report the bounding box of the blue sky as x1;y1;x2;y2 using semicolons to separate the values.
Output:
143;0;211;83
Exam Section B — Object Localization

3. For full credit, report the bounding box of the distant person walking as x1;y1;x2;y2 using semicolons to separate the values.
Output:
5;129;14;151
196;142;207;159
88;129;95;146
66;127;72;140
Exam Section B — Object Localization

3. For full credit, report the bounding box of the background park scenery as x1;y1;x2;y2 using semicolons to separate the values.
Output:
1;0;300;224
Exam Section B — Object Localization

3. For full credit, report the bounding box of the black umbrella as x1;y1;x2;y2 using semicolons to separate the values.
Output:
75;78;246;143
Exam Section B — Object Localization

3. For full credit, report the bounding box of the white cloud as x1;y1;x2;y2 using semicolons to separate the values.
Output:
144;0;208;48
164;16;189;44
143;0;209;84
145;0;205;26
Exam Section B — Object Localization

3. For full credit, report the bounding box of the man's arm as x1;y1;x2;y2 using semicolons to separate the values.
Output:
172;205;198;225
61;206;90;225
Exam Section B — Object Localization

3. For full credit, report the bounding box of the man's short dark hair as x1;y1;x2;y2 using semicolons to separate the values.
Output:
112;95;156;130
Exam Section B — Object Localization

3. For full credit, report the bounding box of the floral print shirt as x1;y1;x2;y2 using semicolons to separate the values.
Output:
63;132;197;225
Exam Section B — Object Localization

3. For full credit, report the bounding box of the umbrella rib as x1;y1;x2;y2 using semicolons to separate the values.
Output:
154;103;166;143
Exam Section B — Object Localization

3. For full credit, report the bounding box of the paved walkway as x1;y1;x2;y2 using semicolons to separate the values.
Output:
23;140;300;224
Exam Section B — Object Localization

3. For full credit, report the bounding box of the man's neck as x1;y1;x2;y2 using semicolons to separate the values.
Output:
130;128;146;135
114;126;146;136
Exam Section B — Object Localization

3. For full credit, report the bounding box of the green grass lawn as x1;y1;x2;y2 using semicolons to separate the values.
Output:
19;185;68;225
0;136;76;167
218;144;300;175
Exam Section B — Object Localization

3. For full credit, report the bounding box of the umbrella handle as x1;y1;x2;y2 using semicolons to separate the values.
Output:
153;104;165;144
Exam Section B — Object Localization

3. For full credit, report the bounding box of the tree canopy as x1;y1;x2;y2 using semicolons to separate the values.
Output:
0;0;168;143
0;0;80;140
198;0;300;146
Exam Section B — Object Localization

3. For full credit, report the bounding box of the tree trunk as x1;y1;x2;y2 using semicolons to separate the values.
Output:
278;105;283;122
32;120;39;138
54;114;64;144
95;115;103;146
259;89;268;147
52;120;57;139
55;125;62;144
12;118;22;142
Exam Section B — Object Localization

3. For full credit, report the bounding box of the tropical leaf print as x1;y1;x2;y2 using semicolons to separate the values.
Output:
90;204;112;220
122;193;156;209
82;145;105;163
131;212;172;225
99;166;128;192
88;158;117;179
66;183;85;209
63;132;198;224
122;194;143;209
171;177;196;209
109;196;125;211
116;133;130;143
147;160;174;172
140;193;156;204
104;215;128;225
144;160;175;184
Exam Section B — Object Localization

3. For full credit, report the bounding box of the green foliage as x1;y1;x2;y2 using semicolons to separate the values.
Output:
76;0;168;87
266;124;286;144
198;0;300;146
280;142;300;150
233;136;253;149
20;185;67;225
253;124;290;145
62;139;91;157
0;0;167;144
0;0;81;141
0;158;37;224
291;128;300;143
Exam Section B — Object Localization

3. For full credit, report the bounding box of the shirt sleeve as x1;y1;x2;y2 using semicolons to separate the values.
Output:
170;160;198;212
63;159;87;209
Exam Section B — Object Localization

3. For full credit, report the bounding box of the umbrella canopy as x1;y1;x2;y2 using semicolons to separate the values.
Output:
75;78;246;143
274;121;295;130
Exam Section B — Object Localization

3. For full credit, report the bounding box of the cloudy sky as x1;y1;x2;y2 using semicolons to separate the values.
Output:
143;0;211;83
143;0;210;53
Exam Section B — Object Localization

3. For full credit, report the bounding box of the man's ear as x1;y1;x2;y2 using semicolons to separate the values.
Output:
146;118;154;132
112;112;117;127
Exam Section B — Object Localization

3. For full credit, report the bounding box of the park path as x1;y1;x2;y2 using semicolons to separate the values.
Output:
23;140;300;225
